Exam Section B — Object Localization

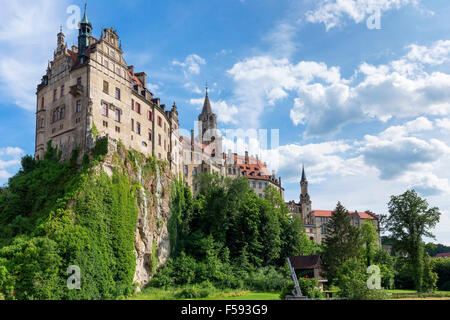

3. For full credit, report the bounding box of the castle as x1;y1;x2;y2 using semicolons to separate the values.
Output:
35;10;379;243
286;166;380;244
35;8;284;198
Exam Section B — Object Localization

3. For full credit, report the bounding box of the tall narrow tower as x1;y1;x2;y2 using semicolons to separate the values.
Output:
300;165;312;224
78;4;92;61
198;85;217;143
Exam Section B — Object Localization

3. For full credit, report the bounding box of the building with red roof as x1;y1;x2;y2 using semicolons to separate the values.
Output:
286;167;379;244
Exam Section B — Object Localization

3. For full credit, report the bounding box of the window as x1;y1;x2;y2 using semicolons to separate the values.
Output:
148;130;152;141
136;122;141;135
184;165;188;175
193;168;197;176
77;77;82;85
264;182;268;188
131;99;135;111
41;97;45;110
131;119;134;131
115;126;120;133
102;102;109;116
52;109;57;123
115;87;121;100
103;81;109;94
76;100;82;113
157;116;162;127
61;85;65;97
228;168;231;174
116;67;121;75
259;182;262;189
164;122;166;133
136;102;141;114
115;109;121;122
252;182;256;188
158;134;161;146
142;141;147;147
53;89;57;101
147;110;153;121
259;194;262;199
104;59;109;69
59;107;65;120
103;121;108;128
158;153;161;159
164;140;166;151
194;184;198;192
40;118;45;128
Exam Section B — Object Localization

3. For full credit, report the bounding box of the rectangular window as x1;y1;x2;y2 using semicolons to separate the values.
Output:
164;122;166;133
53;89;57;101
61;85;65;97
103;81;109;94
131;99;135;110
148;130;152;141
76;100;82;113
193;168;197;176
131;119;134;131
184;165;188;175
40;118;45;128
136;102;141;114
59;107;65;120
136;122;141;135
157;116;162;127
115;126;120;133
115;87;121;100
104;59;109;69
115;109;121;122
52;109;57;123
158;134;161;146
164;140;166;151
41;97;45;109
102;102;108;116
103;121;108;128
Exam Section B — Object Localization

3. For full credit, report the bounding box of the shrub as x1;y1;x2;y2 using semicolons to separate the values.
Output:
434;257;450;291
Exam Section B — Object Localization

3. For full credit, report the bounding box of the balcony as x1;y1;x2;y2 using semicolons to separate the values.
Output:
70;84;84;97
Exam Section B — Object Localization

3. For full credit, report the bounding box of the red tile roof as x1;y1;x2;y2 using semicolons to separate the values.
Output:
436;253;450;258
312;210;377;220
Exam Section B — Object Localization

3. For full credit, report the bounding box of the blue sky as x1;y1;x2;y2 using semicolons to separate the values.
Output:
1;0;450;245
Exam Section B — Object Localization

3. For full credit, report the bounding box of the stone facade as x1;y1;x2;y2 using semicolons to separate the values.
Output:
286;167;380;244
35;10;181;175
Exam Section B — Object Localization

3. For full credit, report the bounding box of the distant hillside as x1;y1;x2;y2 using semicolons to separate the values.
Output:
0;139;173;300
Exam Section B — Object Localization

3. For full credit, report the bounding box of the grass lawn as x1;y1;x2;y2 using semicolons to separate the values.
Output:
387;289;450;300
128;288;280;300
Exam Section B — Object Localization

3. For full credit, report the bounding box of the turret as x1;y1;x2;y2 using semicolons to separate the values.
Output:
78;4;92;61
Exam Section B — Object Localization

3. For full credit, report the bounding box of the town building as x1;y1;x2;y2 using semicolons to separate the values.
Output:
35;8;182;174
286;166;380;244
180;88;284;198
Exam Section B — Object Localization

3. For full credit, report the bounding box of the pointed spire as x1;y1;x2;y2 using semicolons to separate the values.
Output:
81;3;89;24
201;85;213;115
301;164;307;183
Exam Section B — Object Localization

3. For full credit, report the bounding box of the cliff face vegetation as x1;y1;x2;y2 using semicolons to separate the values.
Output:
0;139;172;300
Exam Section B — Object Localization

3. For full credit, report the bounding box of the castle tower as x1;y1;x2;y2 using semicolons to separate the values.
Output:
198;85;217;142
78;4;92;61
198;85;222;160
300;165;312;224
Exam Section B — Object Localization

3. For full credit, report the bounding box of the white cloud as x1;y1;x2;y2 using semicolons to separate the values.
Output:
305;0;420;30
189;98;239;124
172;54;206;77
0;146;24;184
0;0;71;111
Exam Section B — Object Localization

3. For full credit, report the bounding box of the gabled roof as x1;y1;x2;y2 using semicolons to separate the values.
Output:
436;253;450;258
289;255;322;270
312;210;377;220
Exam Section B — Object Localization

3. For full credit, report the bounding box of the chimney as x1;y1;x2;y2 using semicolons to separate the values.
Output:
127;65;135;76
135;72;147;87
245;151;249;164
279;176;282;187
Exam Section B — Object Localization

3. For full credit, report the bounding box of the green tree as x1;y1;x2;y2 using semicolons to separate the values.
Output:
385;190;441;292
361;221;379;266
322;202;363;284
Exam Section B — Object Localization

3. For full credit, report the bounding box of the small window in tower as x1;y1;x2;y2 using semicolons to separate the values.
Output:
103;81;109;94
115;88;121;100
76;100;82;113
115;109;121;122
102;102;109;117
136;122;141;135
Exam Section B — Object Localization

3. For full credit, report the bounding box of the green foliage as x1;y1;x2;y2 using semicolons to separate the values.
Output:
425;242;450;257
91;137;108;159
321;202;363;284
361;221;379;266
0;147;144;299
385;190;441;292
336;257;388;300
434;257;450;290
152;174;318;293
279;278;326;299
